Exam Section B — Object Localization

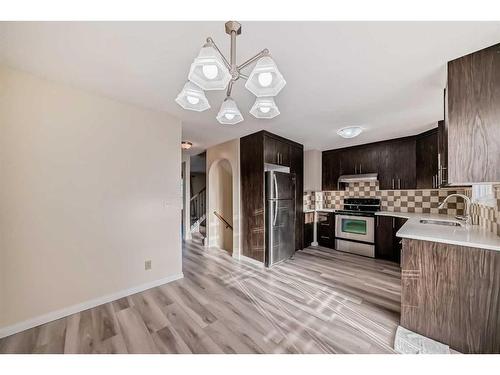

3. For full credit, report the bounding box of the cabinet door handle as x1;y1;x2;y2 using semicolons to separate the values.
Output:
392;178;395;189
437;153;442;187
376;216;379;226
392;218;395;229
359;164;362;174
398;178;401;189
355;165;357;174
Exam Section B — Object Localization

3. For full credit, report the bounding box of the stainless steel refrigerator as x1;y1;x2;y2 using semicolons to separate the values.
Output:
265;171;296;267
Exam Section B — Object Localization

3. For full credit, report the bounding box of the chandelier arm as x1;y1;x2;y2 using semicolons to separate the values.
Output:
226;80;234;97
238;73;248;80
206;37;231;70
237;49;269;71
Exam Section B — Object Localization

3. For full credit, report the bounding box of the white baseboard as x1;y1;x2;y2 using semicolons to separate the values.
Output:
0;272;184;339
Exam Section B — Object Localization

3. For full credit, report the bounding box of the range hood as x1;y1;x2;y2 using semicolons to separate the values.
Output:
337;173;378;184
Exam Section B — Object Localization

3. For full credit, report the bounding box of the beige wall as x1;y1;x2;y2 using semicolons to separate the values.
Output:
304;150;322;191
206;139;240;257
0;66;183;333
209;160;233;252
182;153;191;240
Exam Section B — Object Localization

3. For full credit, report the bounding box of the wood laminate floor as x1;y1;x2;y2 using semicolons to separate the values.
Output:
0;238;401;354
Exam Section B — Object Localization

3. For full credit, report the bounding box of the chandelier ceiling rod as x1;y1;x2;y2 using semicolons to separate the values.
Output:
206;21;271;97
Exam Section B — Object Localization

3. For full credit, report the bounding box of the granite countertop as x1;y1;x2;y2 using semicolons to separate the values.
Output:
376;211;500;252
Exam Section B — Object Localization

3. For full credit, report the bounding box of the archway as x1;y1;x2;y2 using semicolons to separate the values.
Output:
208;158;233;255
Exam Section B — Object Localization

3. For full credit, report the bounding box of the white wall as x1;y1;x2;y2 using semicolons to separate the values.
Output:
0;66;183;334
304;150;322;191
206;139;241;258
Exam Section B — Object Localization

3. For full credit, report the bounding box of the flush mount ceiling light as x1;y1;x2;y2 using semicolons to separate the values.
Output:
250;97;280;119
176;21;285;125
337;126;363;139
175;81;210;111
181;141;193;150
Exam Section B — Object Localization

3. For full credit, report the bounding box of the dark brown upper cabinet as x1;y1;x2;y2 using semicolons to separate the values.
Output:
322;150;342;190
438;117;448;187
241;131;304;262
264;135;290;167
416;128;439;189
397;138;417;189
447;43;500;184
323;135;418;191
380;137;416;190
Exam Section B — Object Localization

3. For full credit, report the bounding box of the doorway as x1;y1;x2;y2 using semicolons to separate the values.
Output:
208;158;233;254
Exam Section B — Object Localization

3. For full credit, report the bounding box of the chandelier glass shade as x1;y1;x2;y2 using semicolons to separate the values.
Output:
216;98;244;125
175;81;210;111
188;45;232;91
250;97;280;119
245;56;286;97
176;21;285;125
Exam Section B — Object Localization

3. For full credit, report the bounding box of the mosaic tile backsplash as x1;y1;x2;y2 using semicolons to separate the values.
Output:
304;182;500;236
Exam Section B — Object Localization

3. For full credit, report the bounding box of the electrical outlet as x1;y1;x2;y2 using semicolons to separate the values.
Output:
145;260;152;270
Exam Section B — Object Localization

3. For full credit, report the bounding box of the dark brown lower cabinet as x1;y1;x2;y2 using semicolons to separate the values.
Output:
401;238;500;353
317;212;335;249
392;217;407;263
304;212;314;248
291;145;304;251
375;215;406;263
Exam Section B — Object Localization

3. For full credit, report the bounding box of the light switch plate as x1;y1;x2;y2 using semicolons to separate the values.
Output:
145;260;152;270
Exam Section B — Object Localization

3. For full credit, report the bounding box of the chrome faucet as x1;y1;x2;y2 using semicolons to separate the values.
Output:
438;193;471;225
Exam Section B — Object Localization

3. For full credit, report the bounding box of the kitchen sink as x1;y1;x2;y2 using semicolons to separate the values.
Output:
419;219;462;227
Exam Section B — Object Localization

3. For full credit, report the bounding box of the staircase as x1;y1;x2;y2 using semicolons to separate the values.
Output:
190;187;206;241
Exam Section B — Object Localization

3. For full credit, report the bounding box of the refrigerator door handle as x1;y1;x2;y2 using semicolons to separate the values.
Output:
273;200;278;227
273;173;278;200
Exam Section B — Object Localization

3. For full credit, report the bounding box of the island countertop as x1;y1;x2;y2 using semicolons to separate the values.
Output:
376;211;500;252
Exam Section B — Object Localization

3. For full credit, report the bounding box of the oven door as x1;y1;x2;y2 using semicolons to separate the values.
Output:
335;214;374;243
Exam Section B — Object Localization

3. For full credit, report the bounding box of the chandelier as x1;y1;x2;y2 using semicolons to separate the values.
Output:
175;21;286;125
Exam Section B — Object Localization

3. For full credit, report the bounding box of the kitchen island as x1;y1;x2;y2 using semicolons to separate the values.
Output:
375;211;500;353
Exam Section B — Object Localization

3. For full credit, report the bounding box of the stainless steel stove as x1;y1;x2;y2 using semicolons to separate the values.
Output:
335;198;381;258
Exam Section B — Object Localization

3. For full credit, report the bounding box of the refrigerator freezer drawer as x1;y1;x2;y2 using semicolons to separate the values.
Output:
335;239;375;258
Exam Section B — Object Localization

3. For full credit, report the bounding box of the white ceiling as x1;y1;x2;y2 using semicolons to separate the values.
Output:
1;21;500;154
